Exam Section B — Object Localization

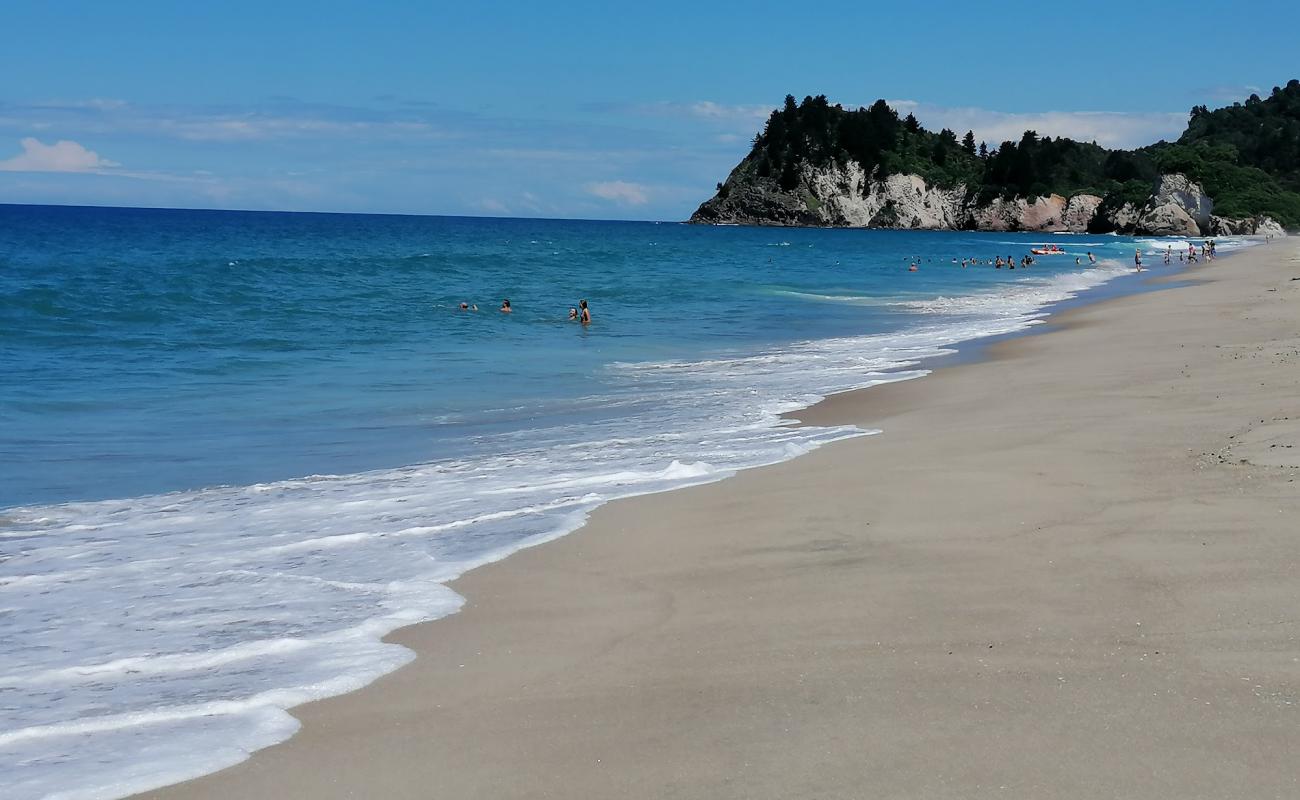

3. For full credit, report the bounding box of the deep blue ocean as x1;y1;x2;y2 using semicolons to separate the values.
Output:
0;204;1234;799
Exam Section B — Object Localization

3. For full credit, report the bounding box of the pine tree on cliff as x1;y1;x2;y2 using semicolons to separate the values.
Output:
978;141;988;159
962;130;977;156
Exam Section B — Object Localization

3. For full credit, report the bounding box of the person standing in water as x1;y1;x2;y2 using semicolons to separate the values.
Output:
1087;251;1096;264
579;299;591;324
1134;249;1143;271
500;299;512;313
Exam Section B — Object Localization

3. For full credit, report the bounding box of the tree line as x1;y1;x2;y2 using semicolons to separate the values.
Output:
742;82;1300;226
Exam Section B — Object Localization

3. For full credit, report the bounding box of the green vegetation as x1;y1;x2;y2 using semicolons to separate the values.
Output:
753;95;983;190
1145;80;1300;225
742;84;1300;227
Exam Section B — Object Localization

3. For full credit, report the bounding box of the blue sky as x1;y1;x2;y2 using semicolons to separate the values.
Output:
2;0;1298;220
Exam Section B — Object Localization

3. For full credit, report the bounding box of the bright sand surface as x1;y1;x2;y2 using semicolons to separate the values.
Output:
139;242;1299;799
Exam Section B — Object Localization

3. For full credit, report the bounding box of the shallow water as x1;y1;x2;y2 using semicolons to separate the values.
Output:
0;205;1244;799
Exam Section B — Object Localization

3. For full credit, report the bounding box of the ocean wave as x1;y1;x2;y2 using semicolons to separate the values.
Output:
0;241;1139;800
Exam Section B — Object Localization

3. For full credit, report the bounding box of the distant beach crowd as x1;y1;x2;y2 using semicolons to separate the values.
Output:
908;240;1221;273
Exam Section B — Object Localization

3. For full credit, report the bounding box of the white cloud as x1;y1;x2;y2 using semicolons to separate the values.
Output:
887;100;1186;149
473;198;511;214
608;100;771;129
0;137;118;172
585;180;649;206
1196;85;1263;103
682;101;771;122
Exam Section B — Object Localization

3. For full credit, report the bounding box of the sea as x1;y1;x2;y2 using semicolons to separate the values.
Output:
0;204;1247;799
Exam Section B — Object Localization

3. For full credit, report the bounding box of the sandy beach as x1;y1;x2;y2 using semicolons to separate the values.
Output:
139;242;1299;800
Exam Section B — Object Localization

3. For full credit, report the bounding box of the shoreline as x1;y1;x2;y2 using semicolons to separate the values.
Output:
139;240;1299;799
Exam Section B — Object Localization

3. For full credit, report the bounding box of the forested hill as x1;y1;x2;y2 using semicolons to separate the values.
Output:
692;81;1300;231
1160;82;1300;224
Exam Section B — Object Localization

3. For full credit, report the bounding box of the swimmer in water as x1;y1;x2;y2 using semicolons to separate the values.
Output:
1087;251;1096;264
579;299;591;324
568;307;579;321
500;299;512;313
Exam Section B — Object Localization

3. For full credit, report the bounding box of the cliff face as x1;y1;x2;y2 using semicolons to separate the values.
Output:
968;193;1102;233
691;163;1284;237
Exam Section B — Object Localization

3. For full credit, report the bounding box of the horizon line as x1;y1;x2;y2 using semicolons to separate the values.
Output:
0;200;676;225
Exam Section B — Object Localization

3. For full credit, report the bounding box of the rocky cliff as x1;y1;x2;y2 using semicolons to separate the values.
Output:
691;162;1283;237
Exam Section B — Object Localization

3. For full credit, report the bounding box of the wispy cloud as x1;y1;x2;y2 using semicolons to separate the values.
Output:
887;100;1187;149
673;101;771;122
585;180;649;206
0;99;452;143
472;197;511;214
586;100;771;128
0;137;119;172
1194;84;1263;103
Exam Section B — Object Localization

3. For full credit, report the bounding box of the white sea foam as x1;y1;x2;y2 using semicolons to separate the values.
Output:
0;255;1139;799
1135;236;1256;256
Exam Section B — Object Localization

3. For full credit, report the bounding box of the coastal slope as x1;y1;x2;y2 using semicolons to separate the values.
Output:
138;243;1300;799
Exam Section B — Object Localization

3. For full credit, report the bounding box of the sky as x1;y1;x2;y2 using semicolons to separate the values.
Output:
2;0;1298;220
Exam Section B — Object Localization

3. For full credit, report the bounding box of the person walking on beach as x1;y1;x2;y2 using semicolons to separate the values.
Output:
1134;249;1143;271
578;299;591;325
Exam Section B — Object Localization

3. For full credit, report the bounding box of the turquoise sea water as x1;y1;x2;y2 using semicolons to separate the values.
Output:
0;204;1232;798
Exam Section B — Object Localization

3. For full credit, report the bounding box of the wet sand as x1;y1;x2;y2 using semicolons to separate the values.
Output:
140;241;1300;799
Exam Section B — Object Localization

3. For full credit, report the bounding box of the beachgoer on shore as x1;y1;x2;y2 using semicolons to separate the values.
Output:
1134;249;1143;271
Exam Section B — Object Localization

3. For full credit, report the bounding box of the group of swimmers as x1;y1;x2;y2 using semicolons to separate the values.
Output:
910;251;1100;272
913;240;1222;274
458;298;591;324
